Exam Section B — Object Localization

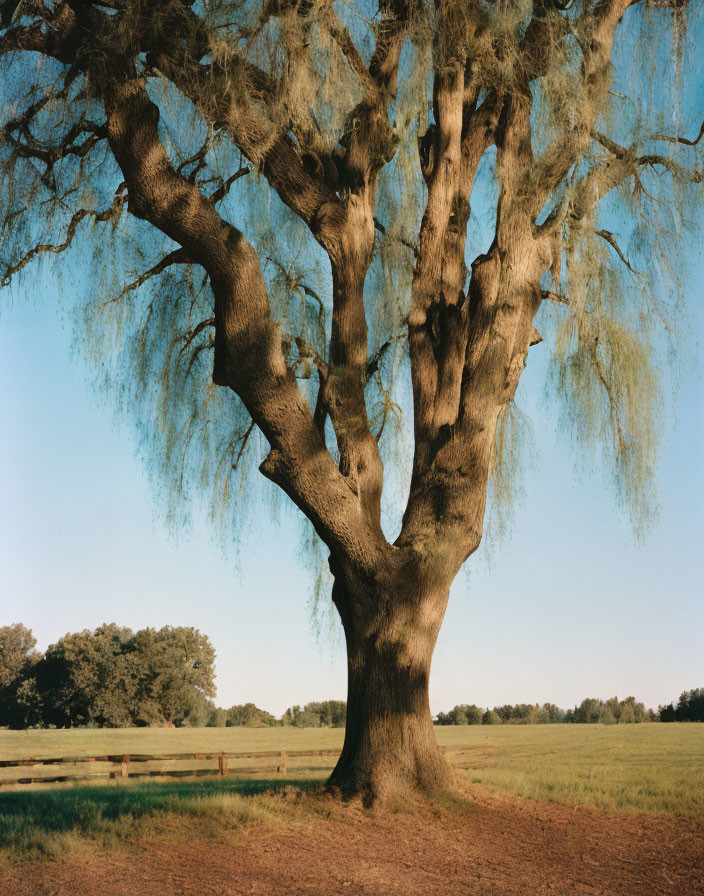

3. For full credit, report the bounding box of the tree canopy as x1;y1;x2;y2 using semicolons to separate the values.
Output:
0;623;216;729
1;1;701;556
0;622;38;689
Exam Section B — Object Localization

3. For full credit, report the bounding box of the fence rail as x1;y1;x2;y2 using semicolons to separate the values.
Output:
0;746;457;787
0;749;344;787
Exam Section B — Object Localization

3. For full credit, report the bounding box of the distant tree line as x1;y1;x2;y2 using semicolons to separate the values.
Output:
204;701;346;728
436;696;679;725
0;623;216;728
2;624;701;729
658;689;704;723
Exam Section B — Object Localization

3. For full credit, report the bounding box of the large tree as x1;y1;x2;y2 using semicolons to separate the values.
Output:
1;0;701;803
0;623;216;728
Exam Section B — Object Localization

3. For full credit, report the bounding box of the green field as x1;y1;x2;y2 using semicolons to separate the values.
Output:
0;724;701;866
0;724;346;760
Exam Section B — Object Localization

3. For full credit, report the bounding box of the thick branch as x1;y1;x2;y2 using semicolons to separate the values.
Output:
99;70;389;574
147;49;339;252
529;0;634;212
308;0;410;528
409;60;467;439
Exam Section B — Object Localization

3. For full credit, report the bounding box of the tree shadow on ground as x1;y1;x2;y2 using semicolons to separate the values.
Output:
0;778;322;837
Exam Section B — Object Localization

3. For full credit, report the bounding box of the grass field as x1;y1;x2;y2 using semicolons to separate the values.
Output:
0;724;346;760
0;724;701;866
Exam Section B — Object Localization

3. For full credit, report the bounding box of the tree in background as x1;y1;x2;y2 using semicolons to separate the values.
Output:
282;703;322;727
574;698;602;724
0;624;38;689
0;623;216;729
437;704;483;725
302;700;348;727
226;702;280;726
32;623;136;727
0;623;41;728
1;0;702;803
572;695;649;724
542;704;565;724
434;698;656;724
130;626;216;726
660;688;704;722
205;704;228;727
600;700;618;725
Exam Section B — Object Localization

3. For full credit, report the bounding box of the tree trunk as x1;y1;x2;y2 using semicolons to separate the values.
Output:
328;569;455;806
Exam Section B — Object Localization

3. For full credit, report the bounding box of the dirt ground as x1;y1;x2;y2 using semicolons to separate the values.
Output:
2;789;702;896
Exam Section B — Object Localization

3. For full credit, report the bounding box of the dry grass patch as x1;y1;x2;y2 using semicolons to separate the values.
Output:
0;778;331;869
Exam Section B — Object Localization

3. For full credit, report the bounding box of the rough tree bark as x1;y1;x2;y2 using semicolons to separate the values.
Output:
1;0;699;805
327;526;478;801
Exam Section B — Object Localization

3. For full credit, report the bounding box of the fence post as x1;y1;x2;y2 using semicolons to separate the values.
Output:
218;753;228;777
278;751;287;774
121;754;130;778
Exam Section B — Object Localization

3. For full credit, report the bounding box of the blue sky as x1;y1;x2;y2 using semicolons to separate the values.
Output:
1;253;702;716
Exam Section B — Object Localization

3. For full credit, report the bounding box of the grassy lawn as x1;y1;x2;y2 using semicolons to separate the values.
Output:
438;723;704;816
0;778;328;868
0;724;701;866
0;725;345;760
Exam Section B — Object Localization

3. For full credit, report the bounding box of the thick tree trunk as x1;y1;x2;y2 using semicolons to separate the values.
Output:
328;570;455;806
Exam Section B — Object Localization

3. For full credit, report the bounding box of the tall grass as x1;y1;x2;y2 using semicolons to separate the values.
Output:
0;778;327;868
440;724;704;816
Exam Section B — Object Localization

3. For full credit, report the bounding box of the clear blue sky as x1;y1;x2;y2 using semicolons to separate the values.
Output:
1;253;702;716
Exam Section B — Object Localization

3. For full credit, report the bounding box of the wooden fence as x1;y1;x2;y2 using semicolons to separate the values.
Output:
0;746;455;787
0;749;343;787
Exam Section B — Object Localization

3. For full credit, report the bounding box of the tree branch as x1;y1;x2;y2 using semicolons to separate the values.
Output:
99;69;389;576
320;4;377;94
146;48;339;251
541;289;569;305
111;248;193;303
1;189;125;286
595;229;637;273
650;120;704;148
529;0;634;213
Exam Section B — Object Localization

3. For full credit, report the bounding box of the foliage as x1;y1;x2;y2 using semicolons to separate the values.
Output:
129;626;216;727
205;704;228;727
0;0;701;574
659;688;704;722
0;624;38;690
225;703;280;727
280;700;346;727
436;697;657;725
573;695;649;724
282;700;347;728
436;704;483;725
0;623;216;730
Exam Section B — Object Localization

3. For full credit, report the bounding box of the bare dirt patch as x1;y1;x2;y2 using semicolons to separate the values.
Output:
1;789;702;896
